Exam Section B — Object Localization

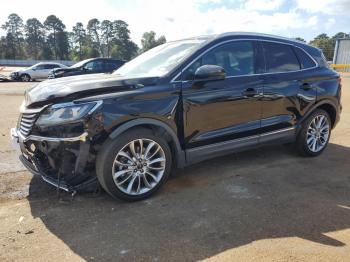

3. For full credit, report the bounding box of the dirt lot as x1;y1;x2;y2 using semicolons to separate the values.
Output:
0;76;350;262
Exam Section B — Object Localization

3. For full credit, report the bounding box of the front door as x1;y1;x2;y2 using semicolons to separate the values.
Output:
181;40;263;153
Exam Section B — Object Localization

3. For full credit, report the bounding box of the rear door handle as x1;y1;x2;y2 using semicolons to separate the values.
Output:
242;88;258;97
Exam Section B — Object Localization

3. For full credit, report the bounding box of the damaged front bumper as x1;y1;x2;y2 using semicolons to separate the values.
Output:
11;128;98;192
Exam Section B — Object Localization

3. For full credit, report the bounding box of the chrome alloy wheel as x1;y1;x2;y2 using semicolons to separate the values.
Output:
306;115;330;153
112;139;166;195
21;75;30;82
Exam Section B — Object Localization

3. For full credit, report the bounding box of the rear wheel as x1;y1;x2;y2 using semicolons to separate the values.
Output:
20;74;31;82
296;109;331;157
96;128;172;201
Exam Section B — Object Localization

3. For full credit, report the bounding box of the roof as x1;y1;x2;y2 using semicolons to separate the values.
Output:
217;32;305;44
171;32;308;47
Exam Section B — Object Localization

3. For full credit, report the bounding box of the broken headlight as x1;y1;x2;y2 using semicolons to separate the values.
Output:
36;101;101;126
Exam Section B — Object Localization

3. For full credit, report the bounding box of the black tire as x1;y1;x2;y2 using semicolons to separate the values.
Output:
296;109;331;157
96;128;172;201
20;74;31;82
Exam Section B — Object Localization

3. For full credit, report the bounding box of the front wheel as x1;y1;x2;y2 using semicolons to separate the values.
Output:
96;128;172;201
20;74;31;82
296;109;331;157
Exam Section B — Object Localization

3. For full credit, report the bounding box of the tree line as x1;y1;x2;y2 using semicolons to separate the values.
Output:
0;13;348;62
0;13;166;61
295;32;349;61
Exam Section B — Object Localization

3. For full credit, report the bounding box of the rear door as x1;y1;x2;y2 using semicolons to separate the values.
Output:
259;41;317;142
30;64;43;79
37;64;53;78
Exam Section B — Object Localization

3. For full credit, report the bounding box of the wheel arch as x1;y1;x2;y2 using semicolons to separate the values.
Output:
20;73;31;80
301;100;338;128
108;118;186;168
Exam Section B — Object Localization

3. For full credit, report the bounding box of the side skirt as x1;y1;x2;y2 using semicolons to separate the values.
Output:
185;127;295;165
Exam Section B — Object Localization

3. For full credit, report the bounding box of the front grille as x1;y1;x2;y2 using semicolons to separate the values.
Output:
19;112;38;136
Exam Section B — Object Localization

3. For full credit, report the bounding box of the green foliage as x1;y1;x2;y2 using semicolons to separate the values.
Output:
44;15;67;59
309;32;350;61
87;18;103;56
0;13;163;62
71;22;87;60
25;18;45;59
140;31;166;53
1;13;25;59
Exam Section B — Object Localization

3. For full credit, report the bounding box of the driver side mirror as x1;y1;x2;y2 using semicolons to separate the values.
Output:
194;65;226;81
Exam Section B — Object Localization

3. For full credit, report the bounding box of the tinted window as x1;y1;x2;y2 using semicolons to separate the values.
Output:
262;42;300;73
184;41;255;80
85;60;104;71
53;64;63;69
34;64;45;70
293;47;316;69
104;61;120;71
47;64;59;69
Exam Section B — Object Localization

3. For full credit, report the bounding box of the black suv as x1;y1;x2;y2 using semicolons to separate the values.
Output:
11;32;342;201
48;58;125;79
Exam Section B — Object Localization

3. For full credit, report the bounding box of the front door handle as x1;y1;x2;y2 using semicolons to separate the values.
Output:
300;82;312;90
242;88;258;97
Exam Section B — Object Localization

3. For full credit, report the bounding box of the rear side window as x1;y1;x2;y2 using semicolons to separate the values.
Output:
184;41;255;80
34;64;45;70
293;47;316;69
47;64;59;69
104;61;121;71
262;42;300;73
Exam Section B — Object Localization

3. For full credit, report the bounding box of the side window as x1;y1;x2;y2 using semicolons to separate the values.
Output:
85;61;104;71
104;61;119;71
293;47;317;69
262;42;300;73
34;64;44;70
52;64;61;69
46;64;57;69
84;61;94;70
183;41;255;80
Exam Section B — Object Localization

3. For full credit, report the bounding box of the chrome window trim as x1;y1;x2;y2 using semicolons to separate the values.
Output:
170;38;318;83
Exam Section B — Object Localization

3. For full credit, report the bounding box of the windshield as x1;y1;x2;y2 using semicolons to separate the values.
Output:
71;59;93;68
113;39;205;77
29;63;41;69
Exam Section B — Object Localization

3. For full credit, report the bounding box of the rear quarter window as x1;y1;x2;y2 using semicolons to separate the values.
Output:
104;61;121;71
262;42;300;73
293;47;316;69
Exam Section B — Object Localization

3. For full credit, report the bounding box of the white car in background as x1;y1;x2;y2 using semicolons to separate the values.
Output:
10;62;67;82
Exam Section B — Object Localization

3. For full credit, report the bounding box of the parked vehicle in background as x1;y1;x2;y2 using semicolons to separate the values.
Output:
11;32;342;201
10;62;67;81
48;58;125;79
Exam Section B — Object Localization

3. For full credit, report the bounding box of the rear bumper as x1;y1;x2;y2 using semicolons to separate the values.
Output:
11;128;97;192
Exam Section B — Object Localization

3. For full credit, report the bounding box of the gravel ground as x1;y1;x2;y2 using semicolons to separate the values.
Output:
0;76;350;262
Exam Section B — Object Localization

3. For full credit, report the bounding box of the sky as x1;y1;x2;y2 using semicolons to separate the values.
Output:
1;0;349;45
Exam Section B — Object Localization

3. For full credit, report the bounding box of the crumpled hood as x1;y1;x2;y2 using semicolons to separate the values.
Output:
52;67;79;73
25;73;159;107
